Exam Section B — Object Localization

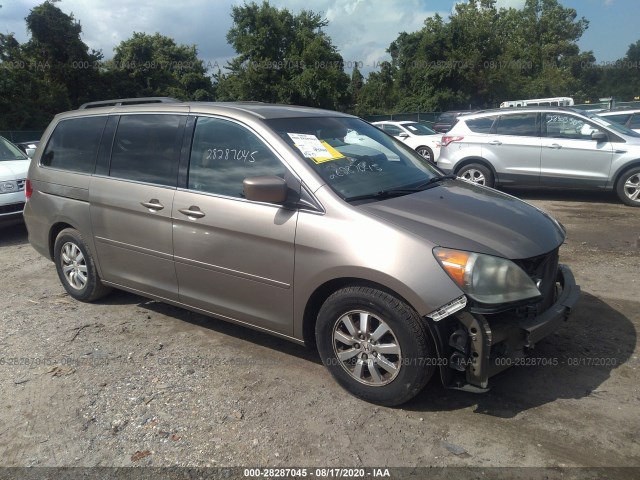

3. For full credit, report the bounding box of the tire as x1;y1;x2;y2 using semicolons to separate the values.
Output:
616;167;640;207
53;228;111;302
315;286;436;406
416;146;434;163
457;163;495;187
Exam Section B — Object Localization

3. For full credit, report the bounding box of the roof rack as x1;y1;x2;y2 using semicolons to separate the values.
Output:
78;97;180;110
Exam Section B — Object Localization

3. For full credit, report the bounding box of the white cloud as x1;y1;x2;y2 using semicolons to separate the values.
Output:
272;0;445;72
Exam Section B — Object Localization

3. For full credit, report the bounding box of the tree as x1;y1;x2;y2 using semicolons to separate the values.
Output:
0;1;102;128
24;0;103;108
363;0;592;112
217;1;350;110
595;40;640;101
107;32;214;100
347;64;364;112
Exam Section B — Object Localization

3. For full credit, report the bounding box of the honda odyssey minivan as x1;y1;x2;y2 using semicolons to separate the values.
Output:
24;99;580;405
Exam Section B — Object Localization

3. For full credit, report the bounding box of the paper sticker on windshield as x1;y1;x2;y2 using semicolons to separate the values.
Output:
288;133;344;164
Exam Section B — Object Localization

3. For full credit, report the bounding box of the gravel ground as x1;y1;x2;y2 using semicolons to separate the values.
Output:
0;188;639;476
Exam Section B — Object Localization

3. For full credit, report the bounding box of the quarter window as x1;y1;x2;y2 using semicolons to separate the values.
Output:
495;114;538;136
109;115;183;187
188;117;285;199
41;116;107;173
466;116;497;134
628;114;640;130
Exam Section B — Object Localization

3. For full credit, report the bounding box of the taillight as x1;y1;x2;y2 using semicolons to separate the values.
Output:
441;136;464;147
25;179;33;200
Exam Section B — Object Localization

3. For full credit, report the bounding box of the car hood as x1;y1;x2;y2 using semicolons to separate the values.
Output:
359;179;565;259
0;160;30;180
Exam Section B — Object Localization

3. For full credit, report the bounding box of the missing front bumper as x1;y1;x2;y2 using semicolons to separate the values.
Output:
435;264;580;391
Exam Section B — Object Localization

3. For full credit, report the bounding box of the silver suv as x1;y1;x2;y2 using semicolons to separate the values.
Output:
24;99;579;405
437;107;640;206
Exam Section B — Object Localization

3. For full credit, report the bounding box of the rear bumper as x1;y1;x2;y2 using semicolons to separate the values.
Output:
434;264;580;391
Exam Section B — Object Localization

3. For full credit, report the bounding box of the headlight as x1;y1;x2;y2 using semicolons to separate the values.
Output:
0;181;18;193
434;247;540;304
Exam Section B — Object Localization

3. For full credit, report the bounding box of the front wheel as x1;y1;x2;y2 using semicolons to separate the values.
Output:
316;286;436;406
457;163;495;187
416;146;434;163
616;167;640;206
54;228;111;302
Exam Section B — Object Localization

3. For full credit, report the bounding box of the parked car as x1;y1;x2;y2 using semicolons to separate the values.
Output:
372;120;441;163
432;111;473;133
598;109;640;134
0;136;30;225
437;107;640;206
15;140;40;158
24;99;579;406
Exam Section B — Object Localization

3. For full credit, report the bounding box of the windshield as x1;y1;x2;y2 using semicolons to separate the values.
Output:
0;137;28;161
402;122;437;135
264;116;441;201
586;112;640;138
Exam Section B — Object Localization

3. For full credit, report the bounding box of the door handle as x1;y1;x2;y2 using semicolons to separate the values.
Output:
488;140;502;145
546;143;562;149
140;199;164;211
178;206;206;219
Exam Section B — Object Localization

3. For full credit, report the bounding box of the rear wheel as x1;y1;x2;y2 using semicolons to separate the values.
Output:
616;167;640;206
54;228;111;302
457;163;495;187
316;286;436;406
416;146;434;163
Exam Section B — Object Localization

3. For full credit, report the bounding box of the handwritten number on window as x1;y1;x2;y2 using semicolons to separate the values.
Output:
206;148;258;162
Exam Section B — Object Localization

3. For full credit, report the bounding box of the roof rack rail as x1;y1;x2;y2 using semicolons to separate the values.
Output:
78;97;180;109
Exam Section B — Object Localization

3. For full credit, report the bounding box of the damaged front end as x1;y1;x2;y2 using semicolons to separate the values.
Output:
427;248;580;392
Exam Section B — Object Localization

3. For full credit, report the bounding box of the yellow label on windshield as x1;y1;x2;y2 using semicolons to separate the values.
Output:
311;141;345;164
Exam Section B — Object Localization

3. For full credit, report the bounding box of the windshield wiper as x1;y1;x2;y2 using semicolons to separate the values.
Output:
346;174;457;202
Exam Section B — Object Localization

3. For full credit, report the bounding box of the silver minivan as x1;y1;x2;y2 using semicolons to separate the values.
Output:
24;99;580;405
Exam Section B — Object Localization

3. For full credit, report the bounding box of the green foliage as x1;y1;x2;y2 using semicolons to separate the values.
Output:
217;1;350;110
0;1;101;129
355;0;621;113
1;0;639;130
108;32;214;101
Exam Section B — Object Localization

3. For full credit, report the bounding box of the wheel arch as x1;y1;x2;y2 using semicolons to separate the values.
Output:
48;222;76;259
612;160;640;189
302;277;420;349
454;157;498;182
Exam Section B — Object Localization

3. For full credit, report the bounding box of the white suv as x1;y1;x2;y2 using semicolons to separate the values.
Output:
0;136;30;225
437;107;640;206
373;121;441;163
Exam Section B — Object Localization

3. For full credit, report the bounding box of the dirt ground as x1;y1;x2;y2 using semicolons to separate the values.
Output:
0;187;639;475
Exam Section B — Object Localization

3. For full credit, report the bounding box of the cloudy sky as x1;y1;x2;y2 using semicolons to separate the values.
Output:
2;0;636;75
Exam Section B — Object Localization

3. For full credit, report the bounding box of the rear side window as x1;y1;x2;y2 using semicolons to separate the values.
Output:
629;114;640;130
41;116;107;173
495;113;538;136
188;117;285;198
466;116;497;134
109;114;183;187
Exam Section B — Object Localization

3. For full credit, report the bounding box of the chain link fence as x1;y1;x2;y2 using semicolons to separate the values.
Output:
0;130;45;143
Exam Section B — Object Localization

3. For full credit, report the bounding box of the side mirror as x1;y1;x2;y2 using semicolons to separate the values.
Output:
398;132;409;138
592;131;608;142
243;175;288;204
